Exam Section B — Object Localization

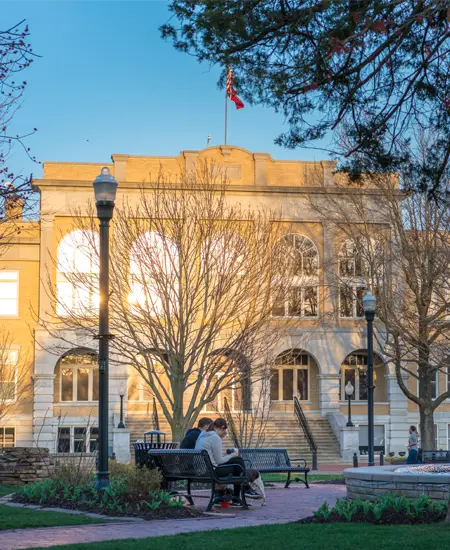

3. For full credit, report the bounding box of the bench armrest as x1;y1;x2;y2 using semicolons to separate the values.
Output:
289;458;308;467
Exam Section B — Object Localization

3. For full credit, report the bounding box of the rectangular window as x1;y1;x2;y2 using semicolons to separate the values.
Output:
288;288;302;316
0;349;18;402
297;369;308;401
303;287;317;317
0;272;18;316
271;289;285;317
73;427;87;453
89;427;99;452
0;427;15;448
282;369;294;401
356;287;365;317
270;369;279;401
57;427;70;453
77;368;89;401
359;425;385;447
431;371;438;400
358;368;368;400
340;287;353;317
61;368;74;401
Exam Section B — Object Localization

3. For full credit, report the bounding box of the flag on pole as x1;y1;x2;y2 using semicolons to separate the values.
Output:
226;66;244;110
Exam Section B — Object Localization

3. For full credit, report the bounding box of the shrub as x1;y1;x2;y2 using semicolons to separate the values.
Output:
310;495;447;524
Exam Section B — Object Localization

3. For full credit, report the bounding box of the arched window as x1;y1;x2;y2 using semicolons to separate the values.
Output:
57;230;99;315
340;350;386;402
271;349;318;402
203;350;251;413
55;350;98;402
271;234;319;317
338;238;383;318
202;233;247;277
128;232;178;315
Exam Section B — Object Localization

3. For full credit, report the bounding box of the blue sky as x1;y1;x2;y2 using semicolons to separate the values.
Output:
5;1;331;181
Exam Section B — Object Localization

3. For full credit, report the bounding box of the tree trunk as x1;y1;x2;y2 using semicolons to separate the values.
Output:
419;405;435;450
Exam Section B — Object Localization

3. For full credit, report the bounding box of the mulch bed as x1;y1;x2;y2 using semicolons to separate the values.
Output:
12;494;202;521
296;509;446;525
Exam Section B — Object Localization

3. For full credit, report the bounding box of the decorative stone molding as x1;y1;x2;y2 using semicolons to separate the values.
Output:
253;153;270;186
183;150;198;173
321;161;337;187
220;146;232;159
111;154;129;182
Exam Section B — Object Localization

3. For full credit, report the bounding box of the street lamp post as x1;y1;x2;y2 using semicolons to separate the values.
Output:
362;290;377;467
345;381;354;427
93;167;118;490
118;382;126;429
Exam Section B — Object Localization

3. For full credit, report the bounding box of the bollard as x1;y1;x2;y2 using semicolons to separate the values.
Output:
353;452;358;467
312;451;318;471
379;451;384;466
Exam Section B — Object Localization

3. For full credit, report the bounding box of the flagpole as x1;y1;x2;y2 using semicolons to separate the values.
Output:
224;74;228;145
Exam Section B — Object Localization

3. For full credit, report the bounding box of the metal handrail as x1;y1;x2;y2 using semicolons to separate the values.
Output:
293;396;318;470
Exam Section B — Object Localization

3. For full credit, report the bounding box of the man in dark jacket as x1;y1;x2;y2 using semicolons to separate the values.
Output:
180;417;213;449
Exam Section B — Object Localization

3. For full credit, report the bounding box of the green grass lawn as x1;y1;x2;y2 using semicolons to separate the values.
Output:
262;473;344;483
32;523;450;550
0;504;105;530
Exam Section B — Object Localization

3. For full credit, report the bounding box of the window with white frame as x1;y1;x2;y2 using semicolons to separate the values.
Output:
57;426;99;453
0;349;18;402
270;350;312;402
57;230;99;316
271;234;319;318
359;425;385;448
58;353;98;402
0;427;15;448
128;232;179;315
202;233;247;277
338;238;383;318
0;272;19;317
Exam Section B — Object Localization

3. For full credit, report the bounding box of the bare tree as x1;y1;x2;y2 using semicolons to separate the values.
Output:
0;327;33;427
41;165;316;440
309;152;450;450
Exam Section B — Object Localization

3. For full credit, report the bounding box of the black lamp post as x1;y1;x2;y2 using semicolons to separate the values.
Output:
93;167;118;490
362;290;377;467
345;381;354;427
118;382;126;429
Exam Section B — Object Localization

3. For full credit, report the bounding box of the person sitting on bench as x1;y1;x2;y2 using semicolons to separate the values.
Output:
195;418;264;505
180;417;213;449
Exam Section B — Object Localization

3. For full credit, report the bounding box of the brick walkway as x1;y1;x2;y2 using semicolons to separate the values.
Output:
1;485;345;550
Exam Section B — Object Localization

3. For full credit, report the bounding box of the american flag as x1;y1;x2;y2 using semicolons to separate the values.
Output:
226;66;244;110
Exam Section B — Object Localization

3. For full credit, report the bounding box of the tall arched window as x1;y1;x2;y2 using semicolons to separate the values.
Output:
270;349;318;402
272;234;319;317
55;350;98;402
340;350;386;402
202;233;247;277
57;230;99;315
338;238;383;318
128;232;179;315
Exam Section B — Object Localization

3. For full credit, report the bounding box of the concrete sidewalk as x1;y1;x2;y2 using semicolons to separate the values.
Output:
0;485;346;550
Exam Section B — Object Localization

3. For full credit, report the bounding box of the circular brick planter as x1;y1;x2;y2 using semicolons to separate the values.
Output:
344;464;450;503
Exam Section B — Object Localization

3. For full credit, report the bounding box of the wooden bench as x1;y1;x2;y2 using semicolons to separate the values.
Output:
238;448;310;488
148;449;249;511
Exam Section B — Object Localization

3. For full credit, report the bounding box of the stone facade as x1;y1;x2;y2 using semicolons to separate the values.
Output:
0;145;449;461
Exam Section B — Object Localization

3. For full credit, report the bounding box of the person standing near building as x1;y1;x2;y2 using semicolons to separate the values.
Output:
407;425;421;464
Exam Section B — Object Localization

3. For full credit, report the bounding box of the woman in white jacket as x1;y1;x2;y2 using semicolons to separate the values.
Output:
195;417;260;503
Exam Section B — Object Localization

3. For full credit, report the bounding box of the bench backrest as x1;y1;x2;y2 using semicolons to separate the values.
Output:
239;448;291;469
149;449;214;480
422;450;450;464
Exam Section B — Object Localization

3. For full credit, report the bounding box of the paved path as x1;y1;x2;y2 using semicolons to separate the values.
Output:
1;485;345;550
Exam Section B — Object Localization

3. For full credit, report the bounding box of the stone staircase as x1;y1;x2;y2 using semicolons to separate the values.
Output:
127;413;342;466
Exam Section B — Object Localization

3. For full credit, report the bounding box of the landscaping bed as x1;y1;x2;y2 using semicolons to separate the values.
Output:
12;463;202;521
298;495;448;525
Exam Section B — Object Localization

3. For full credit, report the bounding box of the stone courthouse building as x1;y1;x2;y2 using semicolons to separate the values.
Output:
1;145;450;463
